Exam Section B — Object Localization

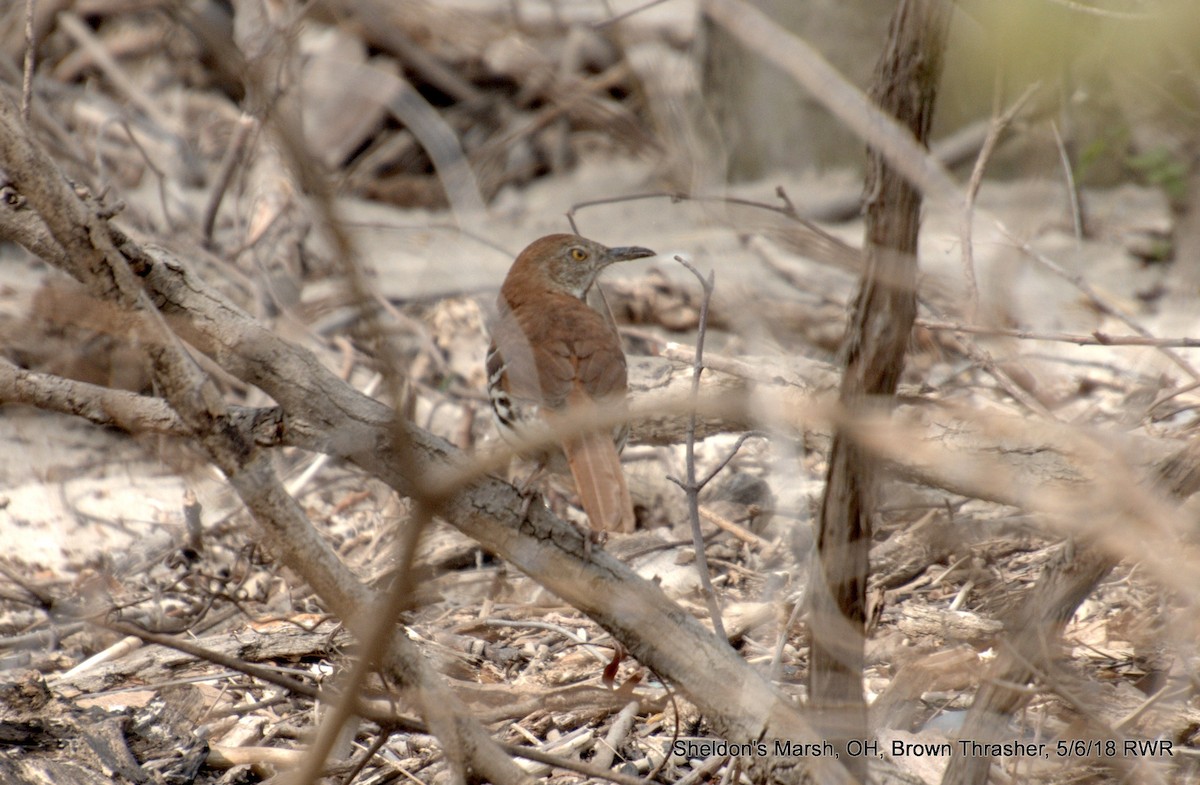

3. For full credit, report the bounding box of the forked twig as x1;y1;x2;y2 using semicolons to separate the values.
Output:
668;254;727;641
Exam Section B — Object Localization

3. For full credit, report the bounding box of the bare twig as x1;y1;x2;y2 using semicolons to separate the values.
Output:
56;11;176;133
591;0;672;29
0;358;188;435
667;254;727;641
481;618;612;664
1051;120;1084;241
96;619;427;730
591;700;640;770
961;77;1041;321
497;742;646;785
998;223;1200;381
699;506;770;550
567;189;801;234
1040;0;1152;20
21;0;35;123
672;754;730;785
202;114;255;244
915;290;1060;419
698;431;768;489
566;189;861;280
116;118;173;229
919;319;1200;349
339;730;394;785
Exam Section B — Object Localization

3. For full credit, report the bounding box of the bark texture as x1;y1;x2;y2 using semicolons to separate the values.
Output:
807;0;951;778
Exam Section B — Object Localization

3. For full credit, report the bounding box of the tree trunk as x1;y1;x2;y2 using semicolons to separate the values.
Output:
807;0;951;779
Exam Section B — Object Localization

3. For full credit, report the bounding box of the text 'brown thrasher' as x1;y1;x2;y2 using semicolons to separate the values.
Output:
487;234;655;533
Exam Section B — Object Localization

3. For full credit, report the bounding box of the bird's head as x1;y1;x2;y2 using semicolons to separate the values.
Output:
509;233;656;299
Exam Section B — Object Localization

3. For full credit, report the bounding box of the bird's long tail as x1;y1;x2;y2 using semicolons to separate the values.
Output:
562;429;635;534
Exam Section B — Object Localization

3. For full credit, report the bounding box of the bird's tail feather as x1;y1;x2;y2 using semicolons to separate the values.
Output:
562;430;635;533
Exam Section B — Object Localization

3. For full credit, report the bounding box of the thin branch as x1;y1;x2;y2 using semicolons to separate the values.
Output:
919;319;1200;349
1039;0;1153;20
497;742;646;785
567;189;802;235
0;358;186;435
700;506;770;550
116;118;174;230
997;223;1200;381
566;188;860;278
99;619;426;730
1051;120;1084;241
961;78;1041;322
338;729;394;785
56;11;176;132
591;0;672;29
668;254;727;641
698;431;769;489
202;113;255;244
921;304;1058;419
21;0;35;124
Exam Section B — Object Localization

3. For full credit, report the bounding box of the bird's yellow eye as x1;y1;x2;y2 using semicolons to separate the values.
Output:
570;247;588;261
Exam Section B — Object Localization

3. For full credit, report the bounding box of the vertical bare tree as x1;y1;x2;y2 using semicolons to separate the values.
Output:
807;0;951;776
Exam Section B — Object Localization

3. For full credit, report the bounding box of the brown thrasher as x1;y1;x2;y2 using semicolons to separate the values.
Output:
486;233;655;533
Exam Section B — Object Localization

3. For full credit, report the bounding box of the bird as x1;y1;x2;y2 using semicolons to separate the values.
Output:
486;233;655;534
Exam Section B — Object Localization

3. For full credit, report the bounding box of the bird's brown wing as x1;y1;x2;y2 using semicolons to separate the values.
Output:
492;295;634;533
546;310;634;533
523;298;627;404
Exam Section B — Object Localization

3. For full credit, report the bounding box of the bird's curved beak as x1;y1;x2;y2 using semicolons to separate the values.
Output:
607;246;656;262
